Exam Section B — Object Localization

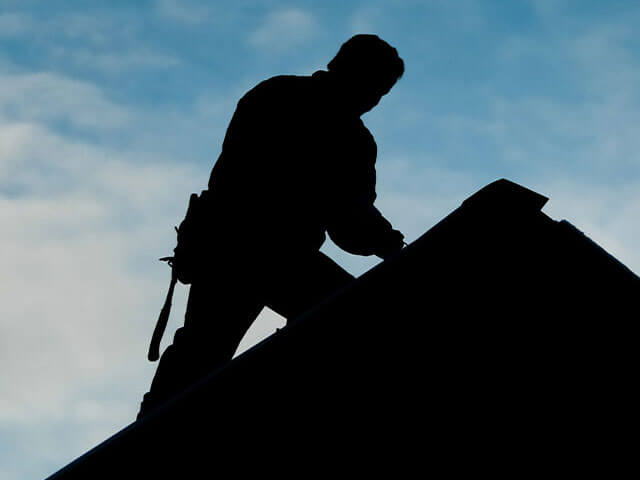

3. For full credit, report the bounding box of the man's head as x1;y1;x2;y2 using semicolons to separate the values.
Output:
328;34;404;115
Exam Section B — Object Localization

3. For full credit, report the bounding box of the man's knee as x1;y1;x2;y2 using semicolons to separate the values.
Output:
265;251;354;318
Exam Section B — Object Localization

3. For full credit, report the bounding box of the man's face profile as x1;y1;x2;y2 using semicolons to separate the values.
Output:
349;75;396;116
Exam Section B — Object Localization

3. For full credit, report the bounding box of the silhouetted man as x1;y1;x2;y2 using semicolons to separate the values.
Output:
138;34;405;418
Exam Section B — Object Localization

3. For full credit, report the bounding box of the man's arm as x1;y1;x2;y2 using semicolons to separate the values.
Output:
327;200;404;259
325;123;404;259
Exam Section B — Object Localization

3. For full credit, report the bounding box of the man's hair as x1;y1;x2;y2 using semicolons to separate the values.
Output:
328;34;404;86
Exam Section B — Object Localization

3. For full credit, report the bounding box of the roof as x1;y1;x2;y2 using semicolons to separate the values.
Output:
46;179;639;478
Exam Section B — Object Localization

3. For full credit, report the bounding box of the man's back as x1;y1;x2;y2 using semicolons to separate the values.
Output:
207;72;378;254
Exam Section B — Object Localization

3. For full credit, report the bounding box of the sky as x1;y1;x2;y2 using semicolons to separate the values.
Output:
1;0;639;478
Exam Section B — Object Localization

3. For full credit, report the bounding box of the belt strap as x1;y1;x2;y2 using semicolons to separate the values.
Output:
148;259;178;361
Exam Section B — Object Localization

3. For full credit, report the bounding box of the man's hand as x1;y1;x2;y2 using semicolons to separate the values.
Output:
376;229;405;260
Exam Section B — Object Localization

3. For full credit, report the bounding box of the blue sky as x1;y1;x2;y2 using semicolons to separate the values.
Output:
1;1;639;478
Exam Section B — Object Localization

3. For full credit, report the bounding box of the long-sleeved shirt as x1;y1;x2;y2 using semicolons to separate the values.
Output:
207;70;397;257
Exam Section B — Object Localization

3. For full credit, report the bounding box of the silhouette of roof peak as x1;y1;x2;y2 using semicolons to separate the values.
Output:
462;178;549;211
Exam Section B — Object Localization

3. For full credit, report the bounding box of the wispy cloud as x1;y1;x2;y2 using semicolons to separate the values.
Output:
0;11;136;45
351;0;484;36
155;0;215;24
50;47;182;73
0;72;130;130
0;10;178;74
0;12;34;36
485;17;640;181
248;9;318;53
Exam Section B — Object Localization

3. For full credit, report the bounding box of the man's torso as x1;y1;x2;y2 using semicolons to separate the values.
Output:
207;71;377;254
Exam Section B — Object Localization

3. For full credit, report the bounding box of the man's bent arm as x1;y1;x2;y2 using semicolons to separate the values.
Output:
326;152;403;258
327;202;403;258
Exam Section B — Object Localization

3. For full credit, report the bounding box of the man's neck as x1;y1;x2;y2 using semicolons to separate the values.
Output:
314;70;362;117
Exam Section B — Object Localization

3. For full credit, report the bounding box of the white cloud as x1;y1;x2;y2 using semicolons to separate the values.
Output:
350;6;381;34
0;68;190;472
0;117;200;423
0;68;300;476
248;9;318;52
50;47;182;73
0;11;136;45
0;72;129;129
0;130;186;475
155;0;214;24
0;11;178;72
528;32;637;172
49;13;137;46
351;0;484;36
0;12;34;36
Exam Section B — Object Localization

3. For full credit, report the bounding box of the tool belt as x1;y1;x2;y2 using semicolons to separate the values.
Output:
147;190;211;361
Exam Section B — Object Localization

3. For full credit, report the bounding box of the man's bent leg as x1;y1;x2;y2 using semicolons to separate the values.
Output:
265;251;355;321
183;276;264;362
138;270;263;419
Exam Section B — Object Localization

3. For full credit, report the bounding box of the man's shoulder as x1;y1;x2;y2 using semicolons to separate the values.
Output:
241;74;313;104
255;74;306;90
